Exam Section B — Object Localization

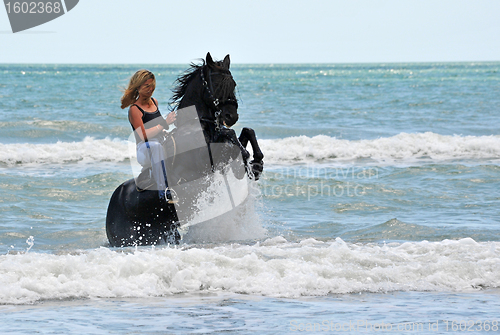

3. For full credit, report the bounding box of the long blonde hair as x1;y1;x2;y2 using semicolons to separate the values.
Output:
120;70;156;109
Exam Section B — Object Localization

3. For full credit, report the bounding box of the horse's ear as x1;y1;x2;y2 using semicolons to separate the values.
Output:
223;54;230;69
206;52;215;66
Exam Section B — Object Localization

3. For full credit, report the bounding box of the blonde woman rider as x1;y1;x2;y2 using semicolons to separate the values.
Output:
121;70;176;201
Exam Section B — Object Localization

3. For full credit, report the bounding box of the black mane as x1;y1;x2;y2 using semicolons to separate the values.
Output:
170;60;205;110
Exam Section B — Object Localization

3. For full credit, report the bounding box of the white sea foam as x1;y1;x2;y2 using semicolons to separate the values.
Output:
0;137;130;166
1;238;498;304
1;133;500;167
258;132;500;164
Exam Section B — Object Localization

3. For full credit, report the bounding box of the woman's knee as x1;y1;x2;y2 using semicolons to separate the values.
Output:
148;141;162;150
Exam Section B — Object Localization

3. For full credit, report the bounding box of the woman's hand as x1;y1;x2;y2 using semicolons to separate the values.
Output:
165;111;176;125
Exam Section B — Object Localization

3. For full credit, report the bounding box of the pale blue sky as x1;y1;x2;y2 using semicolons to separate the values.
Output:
1;0;499;64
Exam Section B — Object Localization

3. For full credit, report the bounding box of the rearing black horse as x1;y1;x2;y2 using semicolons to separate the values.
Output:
106;53;264;247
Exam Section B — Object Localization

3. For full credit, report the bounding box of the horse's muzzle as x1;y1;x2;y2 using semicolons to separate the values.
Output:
222;108;239;128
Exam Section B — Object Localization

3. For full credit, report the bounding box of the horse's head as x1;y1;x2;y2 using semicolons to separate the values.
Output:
171;53;239;131
202;53;239;128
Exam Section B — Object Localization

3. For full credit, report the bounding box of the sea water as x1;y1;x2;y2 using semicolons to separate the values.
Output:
0;63;499;334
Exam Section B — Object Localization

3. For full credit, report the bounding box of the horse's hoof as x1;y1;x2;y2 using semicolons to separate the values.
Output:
250;160;264;181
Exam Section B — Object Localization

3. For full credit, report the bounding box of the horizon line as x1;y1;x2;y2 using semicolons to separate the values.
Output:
1;60;499;66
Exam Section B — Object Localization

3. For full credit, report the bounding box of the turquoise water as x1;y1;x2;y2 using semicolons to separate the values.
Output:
1;63;499;334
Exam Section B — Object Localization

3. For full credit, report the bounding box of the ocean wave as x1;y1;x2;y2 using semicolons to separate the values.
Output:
0;137;130;166
258;132;500;164
1;132;500;167
1;237;498;304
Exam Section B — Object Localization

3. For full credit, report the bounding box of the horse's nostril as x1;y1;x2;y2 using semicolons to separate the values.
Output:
224;113;238;126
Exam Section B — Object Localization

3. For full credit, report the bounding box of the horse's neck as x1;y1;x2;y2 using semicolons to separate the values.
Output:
179;99;207;116
177;83;212;124
174;73;217;142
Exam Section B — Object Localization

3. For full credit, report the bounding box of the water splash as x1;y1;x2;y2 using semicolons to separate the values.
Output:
25;236;34;253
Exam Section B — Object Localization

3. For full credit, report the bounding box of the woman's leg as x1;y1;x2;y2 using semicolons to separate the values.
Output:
137;141;169;198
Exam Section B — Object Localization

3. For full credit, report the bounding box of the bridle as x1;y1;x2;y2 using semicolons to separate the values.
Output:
200;66;238;132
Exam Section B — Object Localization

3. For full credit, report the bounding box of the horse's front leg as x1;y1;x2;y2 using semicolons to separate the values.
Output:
239;127;264;180
219;128;250;162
